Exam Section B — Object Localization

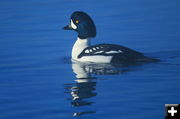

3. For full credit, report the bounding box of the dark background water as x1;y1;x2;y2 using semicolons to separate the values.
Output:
0;0;180;119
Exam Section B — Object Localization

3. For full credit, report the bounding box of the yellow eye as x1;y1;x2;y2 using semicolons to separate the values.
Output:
75;20;79;24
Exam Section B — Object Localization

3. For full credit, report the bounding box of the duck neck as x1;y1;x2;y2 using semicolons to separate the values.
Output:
72;37;91;60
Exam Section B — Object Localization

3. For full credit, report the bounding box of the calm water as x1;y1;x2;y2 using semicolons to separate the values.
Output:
0;0;180;119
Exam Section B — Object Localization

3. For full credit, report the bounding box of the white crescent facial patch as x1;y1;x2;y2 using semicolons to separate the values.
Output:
71;19;77;29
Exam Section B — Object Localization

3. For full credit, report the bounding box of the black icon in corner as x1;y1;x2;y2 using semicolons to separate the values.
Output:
165;104;180;119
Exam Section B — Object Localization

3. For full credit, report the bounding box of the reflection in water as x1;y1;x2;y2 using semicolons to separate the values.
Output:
68;62;97;117
65;61;139;117
72;61;132;77
70;80;96;107
71;81;96;116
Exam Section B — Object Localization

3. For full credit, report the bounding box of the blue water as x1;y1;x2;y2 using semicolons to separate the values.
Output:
0;0;180;119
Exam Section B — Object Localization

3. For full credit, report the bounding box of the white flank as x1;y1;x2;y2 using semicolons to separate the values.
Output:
78;55;112;63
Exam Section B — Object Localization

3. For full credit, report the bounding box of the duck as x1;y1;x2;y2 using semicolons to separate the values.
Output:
63;11;157;64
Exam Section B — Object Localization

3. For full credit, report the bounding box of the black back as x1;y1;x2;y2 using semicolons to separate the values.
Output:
78;44;157;63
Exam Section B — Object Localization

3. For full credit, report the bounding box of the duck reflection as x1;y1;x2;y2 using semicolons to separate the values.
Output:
72;61;131;76
70;79;96;107
67;62;97;116
65;61;134;117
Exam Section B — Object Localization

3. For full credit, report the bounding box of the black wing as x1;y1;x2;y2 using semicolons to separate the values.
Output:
78;44;144;59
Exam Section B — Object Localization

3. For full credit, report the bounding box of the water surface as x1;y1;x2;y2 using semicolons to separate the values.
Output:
0;0;180;119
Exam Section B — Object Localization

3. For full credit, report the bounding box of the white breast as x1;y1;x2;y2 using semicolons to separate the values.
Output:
72;37;90;61
72;37;113;63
